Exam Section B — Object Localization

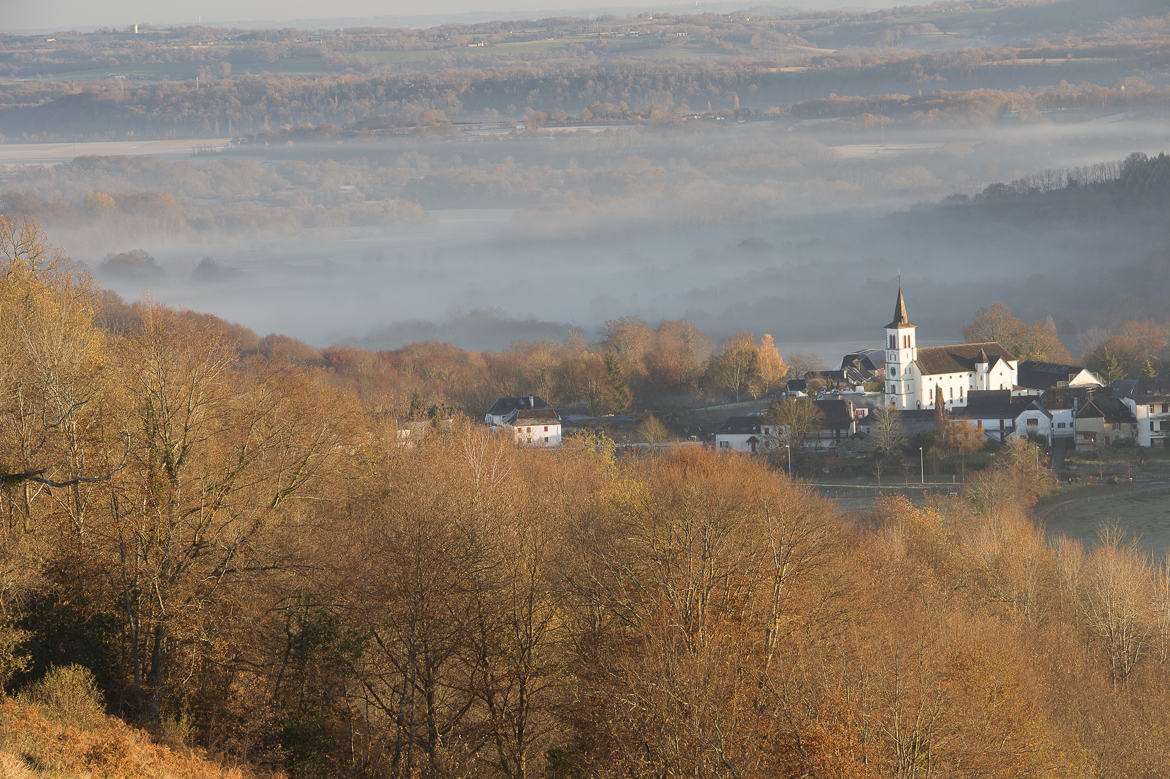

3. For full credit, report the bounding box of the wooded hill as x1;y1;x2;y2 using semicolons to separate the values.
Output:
0;214;1169;775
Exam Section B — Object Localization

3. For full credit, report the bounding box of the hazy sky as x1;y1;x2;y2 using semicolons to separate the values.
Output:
5;0;910;32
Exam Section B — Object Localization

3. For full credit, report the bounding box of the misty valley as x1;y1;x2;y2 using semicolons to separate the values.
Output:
6;110;1170;359
3;0;1170;776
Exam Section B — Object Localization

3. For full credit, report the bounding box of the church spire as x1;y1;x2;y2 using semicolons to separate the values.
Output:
886;286;914;329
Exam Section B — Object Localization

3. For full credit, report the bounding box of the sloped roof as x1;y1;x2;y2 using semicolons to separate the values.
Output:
915;342;1015;376
841;349;883;383
1116;377;1170;402
717;416;764;435
487;396;551;416
1041;386;1135;421
1073;390;1135;423
814;399;855;429
886;287;915;329
1018;361;1094;391
1040;386;1089;410
512;408;561;425
949;390;1049;420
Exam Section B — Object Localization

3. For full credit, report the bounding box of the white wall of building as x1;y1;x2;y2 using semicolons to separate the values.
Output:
1049;408;1075;438
1012;410;1052;443
714;425;780;453
509;422;562;447
1123;398;1170;447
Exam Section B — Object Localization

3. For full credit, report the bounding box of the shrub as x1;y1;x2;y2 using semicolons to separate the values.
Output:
18;664;105;728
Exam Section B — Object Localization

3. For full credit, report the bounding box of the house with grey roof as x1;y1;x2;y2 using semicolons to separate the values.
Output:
1115;378;1170;448
1017;361;1102;393
714;415;772;453
485;396;562;447
948;390;1052;443
1072;389;1137;448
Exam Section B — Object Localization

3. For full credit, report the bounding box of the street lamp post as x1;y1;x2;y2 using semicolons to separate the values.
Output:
919;446;924;485
784;443;791;478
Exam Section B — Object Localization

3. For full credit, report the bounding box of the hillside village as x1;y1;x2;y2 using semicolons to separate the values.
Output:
479;288;1170;457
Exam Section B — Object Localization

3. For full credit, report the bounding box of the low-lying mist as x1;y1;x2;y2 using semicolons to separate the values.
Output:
19;110;1170;362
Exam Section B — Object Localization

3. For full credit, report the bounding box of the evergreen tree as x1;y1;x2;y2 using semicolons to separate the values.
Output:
605;350;630;414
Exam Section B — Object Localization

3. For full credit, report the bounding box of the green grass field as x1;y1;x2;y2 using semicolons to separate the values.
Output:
1037;483;1170;556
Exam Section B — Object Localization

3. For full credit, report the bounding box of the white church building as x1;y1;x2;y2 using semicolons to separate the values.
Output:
884;288;1018;411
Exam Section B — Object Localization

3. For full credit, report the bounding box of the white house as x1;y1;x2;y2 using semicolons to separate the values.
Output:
485;395;552;427
485;396;562;447
506;408;562;447
1116;378;1170;448
884;287;1018;411
1039;388;1081;440
946;390;1049;442
714;416;775;453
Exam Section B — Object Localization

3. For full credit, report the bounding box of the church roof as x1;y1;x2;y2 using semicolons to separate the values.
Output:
885;287;915;329
915;342;1015;376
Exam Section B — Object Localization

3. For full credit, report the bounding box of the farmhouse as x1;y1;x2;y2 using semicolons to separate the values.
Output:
485;396;562;447
714;416;775;453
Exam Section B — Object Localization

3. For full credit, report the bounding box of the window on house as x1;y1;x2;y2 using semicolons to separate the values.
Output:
544;426;549;432
1027;418;1038;426
903;335;910;348
889;335;896;349
1163;403;1169;414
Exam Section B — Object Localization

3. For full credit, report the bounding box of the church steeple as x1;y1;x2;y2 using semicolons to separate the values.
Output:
884;285;918;410
886;286;914;329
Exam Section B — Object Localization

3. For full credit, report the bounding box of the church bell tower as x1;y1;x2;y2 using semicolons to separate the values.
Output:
884;287;917;409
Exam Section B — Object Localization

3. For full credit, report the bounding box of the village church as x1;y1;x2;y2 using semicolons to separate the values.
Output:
884;288;1018;410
